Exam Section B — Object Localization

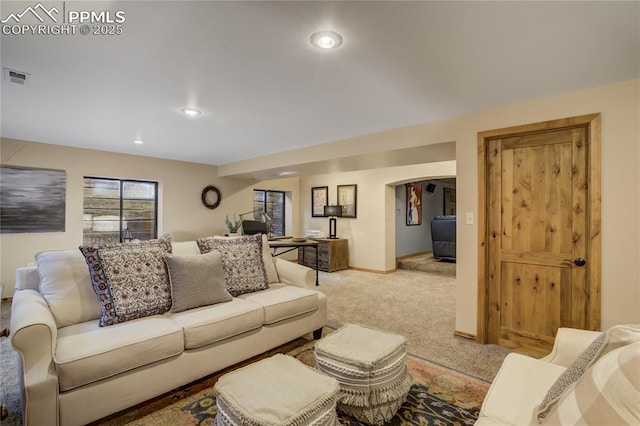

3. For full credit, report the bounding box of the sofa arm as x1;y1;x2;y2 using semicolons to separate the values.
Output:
273;258;315;288
540;327;601;367
16;265;40;291
11;289;59;426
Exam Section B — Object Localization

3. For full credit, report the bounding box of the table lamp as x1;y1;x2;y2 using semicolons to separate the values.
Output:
324;205;342;239
262;212;273;238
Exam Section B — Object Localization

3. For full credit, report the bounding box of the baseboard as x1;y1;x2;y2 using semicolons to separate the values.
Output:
453;330;477;341
348;266;397;274
396;250;432;261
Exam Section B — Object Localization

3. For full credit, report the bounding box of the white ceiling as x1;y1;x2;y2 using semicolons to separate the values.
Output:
1;1;638;176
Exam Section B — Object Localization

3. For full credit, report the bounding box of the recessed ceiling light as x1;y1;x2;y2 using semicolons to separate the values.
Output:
133;139;144;145
279;171;297;177
181;107;201;116
310;31;343;49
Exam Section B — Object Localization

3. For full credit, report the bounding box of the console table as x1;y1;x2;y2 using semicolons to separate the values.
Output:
268;239;320;286
298;238;349;272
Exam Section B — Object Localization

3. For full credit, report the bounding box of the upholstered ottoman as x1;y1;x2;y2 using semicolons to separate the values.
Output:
214;354;340;426
314;324;412;425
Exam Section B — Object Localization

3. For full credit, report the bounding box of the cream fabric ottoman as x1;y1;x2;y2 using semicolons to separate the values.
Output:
314;324;413;425
214;354;340;426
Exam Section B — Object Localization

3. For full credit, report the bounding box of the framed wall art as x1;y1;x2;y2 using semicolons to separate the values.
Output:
0;165;66;233
337;184;357;218
444;187;456;216
311;186;328;217
406;183;422;225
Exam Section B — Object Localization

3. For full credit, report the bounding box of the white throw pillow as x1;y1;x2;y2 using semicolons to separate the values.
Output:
36;249;102;328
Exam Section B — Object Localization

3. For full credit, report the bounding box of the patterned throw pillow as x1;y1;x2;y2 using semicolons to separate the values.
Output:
79;235;173;326
164;250;232;313
196;234;269;296
196;234;279;284
537;324;640;422
541;342;640;425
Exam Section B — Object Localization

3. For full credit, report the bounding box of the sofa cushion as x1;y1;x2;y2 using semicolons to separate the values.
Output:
54;316;184;391
35;249;101;328
238;283;319;324
540;342;640;425
536;324;640;422
196;234;269;296
164;251;232;313
479;353;566;426
79;235;173;326
170;298;264;349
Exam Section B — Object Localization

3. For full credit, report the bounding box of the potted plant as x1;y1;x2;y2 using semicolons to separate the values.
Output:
225;214;242;236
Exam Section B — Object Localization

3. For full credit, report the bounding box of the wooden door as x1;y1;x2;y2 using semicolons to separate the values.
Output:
478;114;601;356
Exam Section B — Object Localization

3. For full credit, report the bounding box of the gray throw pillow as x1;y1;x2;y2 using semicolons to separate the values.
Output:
164;250;233;313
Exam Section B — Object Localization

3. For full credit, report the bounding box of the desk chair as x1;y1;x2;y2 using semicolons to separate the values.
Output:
241;220;268;235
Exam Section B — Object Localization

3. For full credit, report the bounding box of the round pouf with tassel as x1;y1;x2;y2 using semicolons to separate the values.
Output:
314;323;413;425
214;354;339;426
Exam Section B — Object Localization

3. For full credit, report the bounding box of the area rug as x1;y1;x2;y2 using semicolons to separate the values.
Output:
93;332;489;426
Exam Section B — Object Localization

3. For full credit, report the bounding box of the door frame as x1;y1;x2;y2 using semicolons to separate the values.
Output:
477;114;601;343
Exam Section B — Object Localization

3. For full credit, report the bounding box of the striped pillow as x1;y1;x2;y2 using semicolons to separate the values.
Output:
540;342;640;425
537;324;640;422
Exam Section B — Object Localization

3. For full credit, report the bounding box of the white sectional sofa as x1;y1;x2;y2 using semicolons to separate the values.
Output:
476;325;640;425
10;235;327;426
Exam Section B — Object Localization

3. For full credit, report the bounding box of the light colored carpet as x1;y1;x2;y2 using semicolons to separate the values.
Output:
0;268;510;425
397;253;456;276
316;268;510;382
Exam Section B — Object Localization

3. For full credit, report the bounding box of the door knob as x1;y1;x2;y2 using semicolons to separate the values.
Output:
573;258;586;267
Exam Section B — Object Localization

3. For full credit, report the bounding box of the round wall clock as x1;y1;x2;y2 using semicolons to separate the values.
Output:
201;185;222;209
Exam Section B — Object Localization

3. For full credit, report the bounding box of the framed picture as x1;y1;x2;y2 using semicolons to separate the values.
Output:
311;186;328;217
0;165;66;233
337;184;357;218
406;183;422;225
444;187;456;216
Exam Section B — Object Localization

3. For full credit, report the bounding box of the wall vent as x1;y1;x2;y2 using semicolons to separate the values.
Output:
3;68;30;85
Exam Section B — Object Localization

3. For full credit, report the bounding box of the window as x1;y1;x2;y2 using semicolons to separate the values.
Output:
253;189;285;237
83;177;158;244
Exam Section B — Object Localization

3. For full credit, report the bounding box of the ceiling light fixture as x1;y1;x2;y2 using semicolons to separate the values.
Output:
310;31;343;49
181;107;201;117
279;171;297;177
133;139;144;145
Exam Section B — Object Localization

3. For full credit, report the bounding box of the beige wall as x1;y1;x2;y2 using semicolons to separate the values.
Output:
0;139;259;298
300;161;456;271
231;79;639;334
450;79;640;334
2;79;638;335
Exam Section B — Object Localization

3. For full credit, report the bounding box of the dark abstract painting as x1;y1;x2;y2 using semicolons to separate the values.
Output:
0;166;66;233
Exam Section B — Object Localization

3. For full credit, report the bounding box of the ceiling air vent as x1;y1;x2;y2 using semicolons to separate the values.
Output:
3;68;30;85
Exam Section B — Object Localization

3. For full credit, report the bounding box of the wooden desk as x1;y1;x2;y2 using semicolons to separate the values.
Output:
268;239;320;286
